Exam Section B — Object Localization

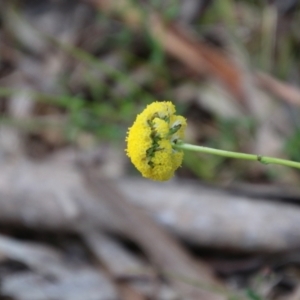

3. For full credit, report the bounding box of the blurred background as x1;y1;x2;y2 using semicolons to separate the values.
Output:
1;0;300;299
2;0;300;183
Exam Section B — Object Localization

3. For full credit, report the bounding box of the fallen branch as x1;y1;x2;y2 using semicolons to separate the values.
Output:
1;155;300;253
82;167;226;300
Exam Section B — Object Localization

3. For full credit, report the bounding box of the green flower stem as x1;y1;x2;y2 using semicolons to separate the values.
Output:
173;142;300;170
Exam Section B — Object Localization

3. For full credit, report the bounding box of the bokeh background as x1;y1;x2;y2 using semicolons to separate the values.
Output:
2;0;300;182
1;1;300;299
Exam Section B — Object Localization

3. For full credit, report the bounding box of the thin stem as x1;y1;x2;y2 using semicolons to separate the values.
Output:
173;142;300;170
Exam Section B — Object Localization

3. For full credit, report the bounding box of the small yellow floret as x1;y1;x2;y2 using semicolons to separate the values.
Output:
126;101;186;181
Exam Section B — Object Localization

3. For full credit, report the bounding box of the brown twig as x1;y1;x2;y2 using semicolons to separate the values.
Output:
255;71;300;107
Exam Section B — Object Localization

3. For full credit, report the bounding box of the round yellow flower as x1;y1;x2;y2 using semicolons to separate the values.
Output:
126;101;187;181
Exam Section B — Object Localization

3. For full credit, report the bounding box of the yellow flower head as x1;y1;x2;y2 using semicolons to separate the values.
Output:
126;101;187;181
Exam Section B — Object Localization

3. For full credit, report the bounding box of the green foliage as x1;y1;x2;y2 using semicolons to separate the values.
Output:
245;289;264;300
285;129;300;162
